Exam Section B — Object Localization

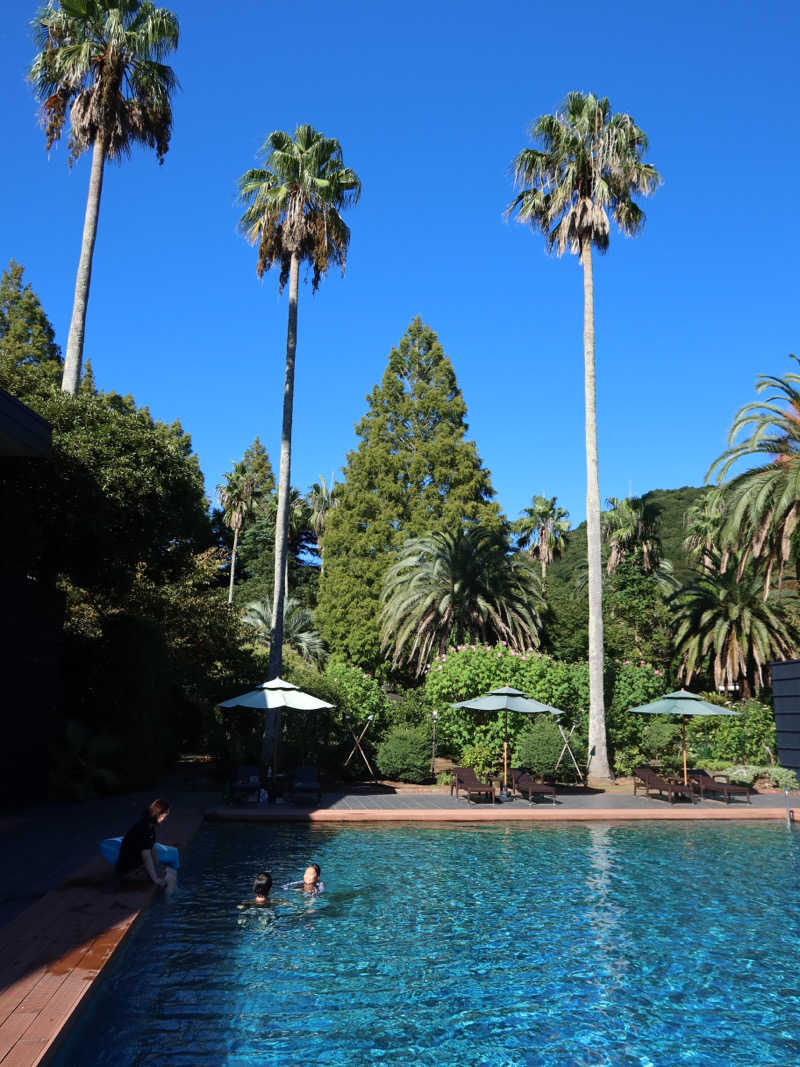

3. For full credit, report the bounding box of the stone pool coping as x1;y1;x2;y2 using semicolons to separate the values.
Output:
2;792;797;1065
207;804;798;824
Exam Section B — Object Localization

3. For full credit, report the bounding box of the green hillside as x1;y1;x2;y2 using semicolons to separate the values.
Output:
542;484;710;662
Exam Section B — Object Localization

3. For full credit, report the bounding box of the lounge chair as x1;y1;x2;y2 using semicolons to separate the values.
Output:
288;765;322;805
450;766;496;804
230;764;262;805
512;770;557;805
686;768;751;804
633;766;696;804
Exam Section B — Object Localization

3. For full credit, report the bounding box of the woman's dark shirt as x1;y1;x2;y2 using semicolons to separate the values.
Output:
116;817;156;876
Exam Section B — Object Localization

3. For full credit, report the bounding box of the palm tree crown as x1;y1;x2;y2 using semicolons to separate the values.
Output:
602;496;661;574
380;526;543;676
242;597;327;669
506;91;660;258
30;0;179;164
671;556;800;697
707;358;800;592
237;124;361;290
513;494;570;584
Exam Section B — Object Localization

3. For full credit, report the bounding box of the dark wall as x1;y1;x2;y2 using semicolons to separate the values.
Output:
0;577;64;805
769;660;800;774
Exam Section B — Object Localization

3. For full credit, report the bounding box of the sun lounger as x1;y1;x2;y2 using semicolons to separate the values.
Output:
230;764;262;805
633;766;695;804
686;768;751;803
288;765;322;804
450;766;496;803
512;771;557;805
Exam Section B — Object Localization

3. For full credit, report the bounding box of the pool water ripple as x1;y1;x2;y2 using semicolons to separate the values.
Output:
53;822;800;1066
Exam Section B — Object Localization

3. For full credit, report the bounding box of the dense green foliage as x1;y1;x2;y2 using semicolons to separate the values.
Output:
317;318;501;673
515;718;564;777
0;261;62;393
377;725;431;783
380;526;542;674
2;269;258;792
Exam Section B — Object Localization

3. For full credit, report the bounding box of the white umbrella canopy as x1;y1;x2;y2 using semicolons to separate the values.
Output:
219;678;335;775
450;686;567;790
219;677;335;713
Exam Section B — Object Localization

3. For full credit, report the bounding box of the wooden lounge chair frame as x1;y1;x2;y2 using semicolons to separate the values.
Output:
288;765;322;805
633;766;696;804
229;764;262;805
512;769;556;805
450;766;496;804
686;768;751;804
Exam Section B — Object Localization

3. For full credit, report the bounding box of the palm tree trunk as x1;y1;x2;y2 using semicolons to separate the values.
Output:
581;236;612;781
62;135;107;394
227;527;239;606
268;251;300;680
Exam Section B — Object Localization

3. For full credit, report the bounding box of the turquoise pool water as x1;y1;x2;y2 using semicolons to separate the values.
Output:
54;822;800;1066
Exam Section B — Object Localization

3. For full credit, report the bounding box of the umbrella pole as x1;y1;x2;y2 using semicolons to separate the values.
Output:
503;709;508;792
273;708;280;784
682;717;687;786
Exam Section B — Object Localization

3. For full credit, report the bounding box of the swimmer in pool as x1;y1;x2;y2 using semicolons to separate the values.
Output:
282;863;324;895
252;871;272;904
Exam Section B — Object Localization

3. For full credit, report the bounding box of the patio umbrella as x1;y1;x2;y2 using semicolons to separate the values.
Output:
219;678;335;777
628;689;739;785
450;686;568;791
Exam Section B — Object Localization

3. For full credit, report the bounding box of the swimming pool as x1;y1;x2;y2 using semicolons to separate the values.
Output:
54;822;800;1066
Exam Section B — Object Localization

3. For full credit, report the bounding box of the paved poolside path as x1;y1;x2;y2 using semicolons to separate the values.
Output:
209;786;798;822
1;780;797;1065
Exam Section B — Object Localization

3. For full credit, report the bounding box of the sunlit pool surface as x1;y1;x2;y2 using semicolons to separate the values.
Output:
54;822;800;1066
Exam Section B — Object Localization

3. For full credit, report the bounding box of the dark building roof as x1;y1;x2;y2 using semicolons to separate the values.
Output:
0;388;52;458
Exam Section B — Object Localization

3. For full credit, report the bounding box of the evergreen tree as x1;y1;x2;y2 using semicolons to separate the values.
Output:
241;436;275;501
317;318;501;672
0;260;62;395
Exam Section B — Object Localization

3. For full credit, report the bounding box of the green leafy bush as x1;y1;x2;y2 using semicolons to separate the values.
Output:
515;718;563;778
377;725;431;783
686;699;777;765
724;765;799;789
459;737;501;779
641;719;682;770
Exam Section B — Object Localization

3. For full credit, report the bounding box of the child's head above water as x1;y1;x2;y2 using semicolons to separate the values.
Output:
253;872;272;901
303;863;321;887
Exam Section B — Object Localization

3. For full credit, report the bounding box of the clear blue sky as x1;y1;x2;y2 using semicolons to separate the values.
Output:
3;0;798;526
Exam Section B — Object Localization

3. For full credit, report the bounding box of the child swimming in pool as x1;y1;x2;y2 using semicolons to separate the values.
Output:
282;863;324;895
252;871;272;904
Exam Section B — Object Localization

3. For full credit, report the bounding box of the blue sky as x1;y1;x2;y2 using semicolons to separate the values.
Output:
2;0;798;526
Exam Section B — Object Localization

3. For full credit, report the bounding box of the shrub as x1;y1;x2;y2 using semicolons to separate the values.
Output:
377;725;431;783
384;688;435;730
641;719;682;769
459;737;501;779
686;699;777;765
724;764;799;789
515;718;563;778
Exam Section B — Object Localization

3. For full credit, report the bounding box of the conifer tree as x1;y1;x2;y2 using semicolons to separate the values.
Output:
317;318;500;671
0;260;62;396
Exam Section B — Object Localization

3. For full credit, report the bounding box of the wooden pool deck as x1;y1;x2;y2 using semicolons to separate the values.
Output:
1;787;796;1065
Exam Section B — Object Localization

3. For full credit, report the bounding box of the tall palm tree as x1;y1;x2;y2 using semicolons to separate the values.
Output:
707;358;800;593
307;475;338;573
507;92;660;780
513;494;570;589
683;490;726;574
380;525;543;676
237;125;360;680
217;461;256;606
242;597;327;669
29;0;180;394
602;496;661;574
671;556;800;697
